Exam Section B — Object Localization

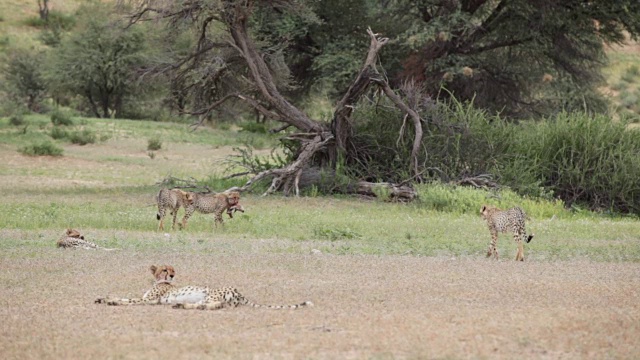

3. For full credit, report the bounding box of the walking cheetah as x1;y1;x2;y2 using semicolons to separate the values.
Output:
156;188;195;230
95;264;312;310
57;228;117;251
481;205;534;261
181;191;242;229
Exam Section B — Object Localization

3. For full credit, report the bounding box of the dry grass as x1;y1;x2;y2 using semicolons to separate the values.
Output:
1;248;639;359
1;118;639;359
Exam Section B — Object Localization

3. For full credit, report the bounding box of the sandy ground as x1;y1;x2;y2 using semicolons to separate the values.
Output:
1;249;638;360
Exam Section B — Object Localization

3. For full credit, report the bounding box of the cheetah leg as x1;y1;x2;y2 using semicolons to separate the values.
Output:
181;209;193;230
157;209;166;231
487;231;499;259
96;297;160;306
214;211;224;228
172;301;224;310
171;207;179;230
514;232;525;261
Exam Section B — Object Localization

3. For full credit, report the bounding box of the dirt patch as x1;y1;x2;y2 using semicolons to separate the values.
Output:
1;249;638;359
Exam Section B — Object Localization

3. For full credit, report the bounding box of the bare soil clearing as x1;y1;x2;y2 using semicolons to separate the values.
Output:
1;249;638;359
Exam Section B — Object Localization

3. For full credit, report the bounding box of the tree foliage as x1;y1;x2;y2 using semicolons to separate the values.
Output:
1;48;48;112
45;4;146;118
366;0;640;117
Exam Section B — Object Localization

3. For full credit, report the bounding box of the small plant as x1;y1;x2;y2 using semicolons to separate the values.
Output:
147;137;162;151
313;227;362;241
626;65;640;77
50;110;74;126
68;129;96;145
19;142;63;156
50;126;68;140
9;112;25;126
239;121;268;134
148;151;156;159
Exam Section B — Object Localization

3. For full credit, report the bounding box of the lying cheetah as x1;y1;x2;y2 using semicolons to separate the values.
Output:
181;191;242;229
57;229;118;251
95;264;312;310
481;205;534;261
156;188;195;230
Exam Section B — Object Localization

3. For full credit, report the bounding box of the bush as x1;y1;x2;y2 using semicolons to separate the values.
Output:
24;11;76;30
351;99;640;214
239;122;268;134
9;112;26;126
50;110;74;126
505;112;640;213
49;126;68;140
19;142;63;156
68;129;96;145
147;138;162;151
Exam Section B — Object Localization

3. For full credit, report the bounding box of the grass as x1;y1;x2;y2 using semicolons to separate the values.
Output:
0;115;638;261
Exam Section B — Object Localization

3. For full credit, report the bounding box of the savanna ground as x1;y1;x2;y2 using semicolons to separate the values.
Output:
0;116;639;359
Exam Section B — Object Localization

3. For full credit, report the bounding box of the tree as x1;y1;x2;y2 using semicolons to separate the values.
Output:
122;0;420;198
46;5;146;118
370;0;640;117
1;48;48;112
37;0;49;21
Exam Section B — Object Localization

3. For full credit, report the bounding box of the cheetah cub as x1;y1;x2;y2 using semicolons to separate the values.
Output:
480;205;534;261
57;229;118;251
95;265;312;310
156;188;195;230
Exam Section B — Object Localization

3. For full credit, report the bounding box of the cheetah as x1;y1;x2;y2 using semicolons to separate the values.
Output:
156;188;195;230
95;265;312;310
480;205;534;261
180;191;242;229
57;228;118;251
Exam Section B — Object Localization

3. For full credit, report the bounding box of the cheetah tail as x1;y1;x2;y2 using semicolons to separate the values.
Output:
526;233;534;243
248;300;313;310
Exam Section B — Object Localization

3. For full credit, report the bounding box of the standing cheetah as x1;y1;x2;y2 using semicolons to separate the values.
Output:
156;188;194;230
481;205;534;261
181;191;242;229
95;264;312;310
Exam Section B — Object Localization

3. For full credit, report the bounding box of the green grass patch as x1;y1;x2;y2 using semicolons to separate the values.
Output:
18;141;63;156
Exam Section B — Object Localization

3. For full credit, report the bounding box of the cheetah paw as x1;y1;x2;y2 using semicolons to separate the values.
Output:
172;303;186;309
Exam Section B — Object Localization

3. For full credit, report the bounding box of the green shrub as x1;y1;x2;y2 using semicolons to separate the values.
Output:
611;81;629;91
19;142;63;156
147;137;162;151
68;129;96;145
24;11;76;30
9;112;25;126
239;122;268;134
626;65;640;77
50;110;74;126
506;112;640;214
49;126;68;140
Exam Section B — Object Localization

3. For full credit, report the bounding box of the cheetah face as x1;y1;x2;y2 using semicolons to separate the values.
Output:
226;191;240;206
150;265;175;283
183;191;195;205
480;205;499;219
65;228;85;240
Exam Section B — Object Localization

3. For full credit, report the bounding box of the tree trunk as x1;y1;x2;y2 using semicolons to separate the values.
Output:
38;0;49;21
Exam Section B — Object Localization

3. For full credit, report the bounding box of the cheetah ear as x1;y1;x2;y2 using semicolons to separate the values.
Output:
481;205;486;213
149;265;157;274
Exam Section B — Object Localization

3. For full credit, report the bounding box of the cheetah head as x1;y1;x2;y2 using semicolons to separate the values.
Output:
176;189;195;205
149;264;175;283
480;205;499;219
65;228;85;240
226;191;240;206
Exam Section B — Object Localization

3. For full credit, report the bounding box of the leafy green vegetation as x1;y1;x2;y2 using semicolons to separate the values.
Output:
18;141;63;156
